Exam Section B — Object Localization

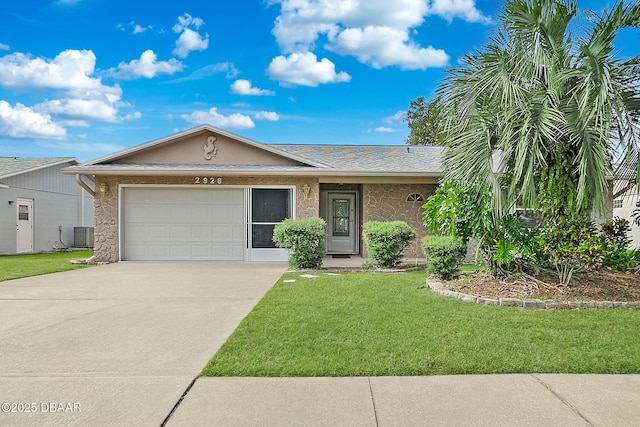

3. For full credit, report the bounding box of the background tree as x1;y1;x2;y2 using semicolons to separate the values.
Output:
404;95;446;146
437;0;640;223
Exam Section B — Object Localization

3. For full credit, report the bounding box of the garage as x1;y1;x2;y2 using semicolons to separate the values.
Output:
121;187;245;261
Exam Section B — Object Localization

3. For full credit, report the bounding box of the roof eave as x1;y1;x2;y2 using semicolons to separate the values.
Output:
63;166;441;178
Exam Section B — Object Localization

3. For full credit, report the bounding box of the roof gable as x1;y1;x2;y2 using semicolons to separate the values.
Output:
87;125;326;168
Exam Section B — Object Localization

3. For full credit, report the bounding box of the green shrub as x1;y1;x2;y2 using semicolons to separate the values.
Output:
273;218;326;269
422;235;467;279
600;217;633;271
363;221;417;268
535;218;602;285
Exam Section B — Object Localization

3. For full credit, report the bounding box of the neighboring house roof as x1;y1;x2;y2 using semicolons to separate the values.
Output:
63;125;444;177
0;157;78;180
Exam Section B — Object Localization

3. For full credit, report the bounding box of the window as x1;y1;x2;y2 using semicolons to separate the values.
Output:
251;189;292;248
18;205;29;220
332;198;350;236
406;193;425;202
613;199;623;209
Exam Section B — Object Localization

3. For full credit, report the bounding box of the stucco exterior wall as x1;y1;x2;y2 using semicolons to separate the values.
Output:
93;175;320;262
362;183;437;259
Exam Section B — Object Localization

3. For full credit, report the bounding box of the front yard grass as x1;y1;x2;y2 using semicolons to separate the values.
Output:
202;270;640;377
0;251;94;282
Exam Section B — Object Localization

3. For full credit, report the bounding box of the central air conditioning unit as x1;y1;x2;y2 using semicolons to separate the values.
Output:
74;227;94;248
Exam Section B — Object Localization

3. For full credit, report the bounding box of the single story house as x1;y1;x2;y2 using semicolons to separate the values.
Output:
64;125;443;263
0;157;94;255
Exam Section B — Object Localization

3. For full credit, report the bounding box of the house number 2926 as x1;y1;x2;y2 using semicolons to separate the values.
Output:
194;177;222;184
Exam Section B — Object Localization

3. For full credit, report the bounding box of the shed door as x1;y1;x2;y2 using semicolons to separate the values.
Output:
16;198;34;254
122;187;245;261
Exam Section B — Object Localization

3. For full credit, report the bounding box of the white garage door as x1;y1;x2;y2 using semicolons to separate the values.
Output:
122;187;245;261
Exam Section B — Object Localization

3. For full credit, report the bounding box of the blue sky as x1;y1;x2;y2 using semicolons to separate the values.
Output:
0;0;633;161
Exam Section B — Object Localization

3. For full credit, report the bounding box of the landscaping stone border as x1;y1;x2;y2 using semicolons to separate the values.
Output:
427;279;640;310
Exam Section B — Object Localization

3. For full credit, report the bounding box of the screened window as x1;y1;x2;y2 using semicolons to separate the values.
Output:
251;189;292;248
613;199;623;209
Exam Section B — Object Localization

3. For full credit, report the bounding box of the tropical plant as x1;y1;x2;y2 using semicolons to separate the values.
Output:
600;217;634;270
422;180;493;244
438;0;640;222
423;180;537;274
535;218;603;285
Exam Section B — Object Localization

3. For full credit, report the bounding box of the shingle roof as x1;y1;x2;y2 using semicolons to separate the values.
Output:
63;125;445;177
0;157;77;179
268;144;444;173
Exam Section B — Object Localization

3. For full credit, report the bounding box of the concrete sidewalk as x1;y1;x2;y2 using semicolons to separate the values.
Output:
167;374;640;426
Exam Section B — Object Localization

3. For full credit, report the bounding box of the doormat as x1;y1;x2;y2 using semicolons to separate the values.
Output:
332;254;351;259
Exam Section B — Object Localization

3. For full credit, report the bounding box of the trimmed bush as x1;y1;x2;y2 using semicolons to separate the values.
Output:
422;235;467;279
273;217;326;269
363;221;417;268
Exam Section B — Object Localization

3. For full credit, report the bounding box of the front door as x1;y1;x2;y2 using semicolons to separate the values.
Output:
16;198;34;253
326;192;358;253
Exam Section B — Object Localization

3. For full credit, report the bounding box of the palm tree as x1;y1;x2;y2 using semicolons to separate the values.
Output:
439;0;640;222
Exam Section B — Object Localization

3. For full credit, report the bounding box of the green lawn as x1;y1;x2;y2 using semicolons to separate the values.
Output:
0;251;95;282
202;270;640;377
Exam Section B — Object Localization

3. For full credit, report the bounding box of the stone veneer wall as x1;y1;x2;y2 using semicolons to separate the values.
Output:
362;183;437;259
93;175;320;263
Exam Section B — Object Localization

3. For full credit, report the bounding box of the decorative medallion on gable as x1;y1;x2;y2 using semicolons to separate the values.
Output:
204;136;218;160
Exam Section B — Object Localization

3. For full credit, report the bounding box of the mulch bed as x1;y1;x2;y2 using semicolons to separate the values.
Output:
443;270;640;302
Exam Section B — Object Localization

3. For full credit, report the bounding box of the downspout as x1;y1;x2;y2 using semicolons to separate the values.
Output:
76;174;95;197
75;174;97;264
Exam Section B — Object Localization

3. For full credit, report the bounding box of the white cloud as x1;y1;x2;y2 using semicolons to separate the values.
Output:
172;13;209;58
428;0;491;23
267;52;351;87
181;107;255;130
269;0;486;69
373;126;394;133
0;101;66;139
255;111;280;121
230;79;275;96
0;49;137;133
329;26;448;69
384;110;406;124
133;24;152;34
0;50;114;92
272;0;428;52
173;13;205;31
167;63;239;83
117;21;154;34
110;50;184;79
36;99;120;123
124;112;142;121
0;43;9;51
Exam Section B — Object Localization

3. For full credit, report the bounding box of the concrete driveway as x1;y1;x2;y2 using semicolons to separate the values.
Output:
0;262;287;427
